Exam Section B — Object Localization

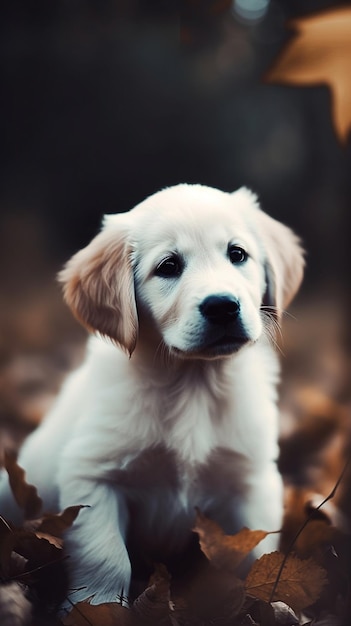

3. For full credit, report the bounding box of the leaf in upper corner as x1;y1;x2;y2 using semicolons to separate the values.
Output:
265;7;351;143
3;451;42;520
245;551;328;613
193;508;272;571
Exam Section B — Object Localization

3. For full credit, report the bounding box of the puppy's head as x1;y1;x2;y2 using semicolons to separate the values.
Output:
60;184;304;360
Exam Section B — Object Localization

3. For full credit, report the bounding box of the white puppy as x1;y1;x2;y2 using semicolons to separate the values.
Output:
0;184;304;607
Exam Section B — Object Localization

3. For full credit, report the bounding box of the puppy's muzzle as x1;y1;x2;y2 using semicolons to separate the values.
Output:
197;294;250;355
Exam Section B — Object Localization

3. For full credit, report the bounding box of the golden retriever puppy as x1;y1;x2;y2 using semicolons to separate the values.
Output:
0;184;304;608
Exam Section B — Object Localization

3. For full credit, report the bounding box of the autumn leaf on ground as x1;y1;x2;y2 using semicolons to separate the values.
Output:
3;451;42;520
245;551;327;613
1;528;62;579
62;601;136;626
179;564;245;624
265;7;351;143
24;505;88;549
193;508;274;571
133;562;171;622
0;504;86;611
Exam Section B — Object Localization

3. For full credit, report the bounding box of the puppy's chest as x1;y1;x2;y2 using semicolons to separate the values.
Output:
114;444;248;506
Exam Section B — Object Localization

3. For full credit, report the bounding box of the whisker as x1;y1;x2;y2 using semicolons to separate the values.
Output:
260;305;298;322
261;311;286;357
282;310;298;321
268;315;284;344
153;339;169;366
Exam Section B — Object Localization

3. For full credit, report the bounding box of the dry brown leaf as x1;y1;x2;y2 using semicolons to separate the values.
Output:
133;584;169;622
62;601;136;626
34;531;63;549
133;562;171;622
22;505;86;550
245;551;327;613
265;7;351;143
0;518;30;579
292;519;336;561
193;508;271;570
1;529;62;578
4;452;42;520
281;486;343;563
183;565;245;623
25;505;87;537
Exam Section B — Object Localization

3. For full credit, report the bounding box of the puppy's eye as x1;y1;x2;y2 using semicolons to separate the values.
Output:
228;245;248;264
155;255;183;278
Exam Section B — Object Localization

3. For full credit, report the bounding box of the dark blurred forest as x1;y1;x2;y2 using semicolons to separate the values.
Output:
0;0;350;494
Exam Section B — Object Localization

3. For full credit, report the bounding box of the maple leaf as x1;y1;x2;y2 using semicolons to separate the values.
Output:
265;7;351;143
193;508;273;571
3;452;42;520
245;551;327;613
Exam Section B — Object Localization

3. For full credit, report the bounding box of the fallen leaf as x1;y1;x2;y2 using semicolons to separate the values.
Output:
193;508;272;570
0;529;62;579
133;563;171;622
25;505;87;536
62;601;136;626
132;585;169;622
0;518;30;580
245;551;327;613
173;563;245;624
292;519;336;561
265;7;351;143
281;486;343;563
3;452;42;520
34;532;63;549
20;504;87;551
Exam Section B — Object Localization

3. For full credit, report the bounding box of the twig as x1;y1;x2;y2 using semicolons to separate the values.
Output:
0;515;13;533
269;455;351;604
9;555;69;581
64;596;95;626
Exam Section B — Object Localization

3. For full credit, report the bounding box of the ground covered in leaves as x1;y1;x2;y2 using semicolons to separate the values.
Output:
1;391;351;625
0;288;351;625
1;454;349;626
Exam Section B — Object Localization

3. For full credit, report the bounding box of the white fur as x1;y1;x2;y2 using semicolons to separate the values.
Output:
0;184;304;607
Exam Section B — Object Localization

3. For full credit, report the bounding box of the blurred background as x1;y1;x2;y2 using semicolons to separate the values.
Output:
0;0;350;517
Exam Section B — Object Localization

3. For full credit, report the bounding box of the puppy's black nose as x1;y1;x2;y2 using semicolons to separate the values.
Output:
200;295;240;325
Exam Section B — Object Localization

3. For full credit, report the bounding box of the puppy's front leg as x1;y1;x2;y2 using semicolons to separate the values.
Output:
59;479;131;608
242;464;283;556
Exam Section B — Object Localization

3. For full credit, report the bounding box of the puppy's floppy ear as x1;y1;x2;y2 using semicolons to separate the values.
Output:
59;214;137;356
233;188;305;316
259;211;305;315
